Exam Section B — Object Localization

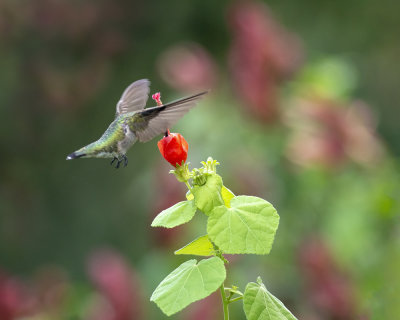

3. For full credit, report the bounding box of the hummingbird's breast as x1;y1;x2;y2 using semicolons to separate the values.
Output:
111;114;140;154
117;123;137;154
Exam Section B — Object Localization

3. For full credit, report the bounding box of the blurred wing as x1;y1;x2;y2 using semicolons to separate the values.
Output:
115;79;150;116
136;91;208;142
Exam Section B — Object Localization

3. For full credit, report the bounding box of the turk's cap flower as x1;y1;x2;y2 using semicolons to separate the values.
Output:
152;92;190;180
157;132;189;168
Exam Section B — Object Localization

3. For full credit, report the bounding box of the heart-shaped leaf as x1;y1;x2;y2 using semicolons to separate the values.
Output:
207;196;279;254
151;200;196;228
151;257;226;316
243;277;297;320
175;235;215;256
221;185;235;207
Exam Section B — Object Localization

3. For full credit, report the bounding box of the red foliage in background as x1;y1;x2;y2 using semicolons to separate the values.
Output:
228;1;302;122
298;237;358;320
285;98;384;169
87;250;143;320
0;271;35;320
158;43;217;93
181;291;221;320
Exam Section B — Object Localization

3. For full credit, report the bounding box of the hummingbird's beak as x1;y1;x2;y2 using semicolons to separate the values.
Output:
66;152;86;160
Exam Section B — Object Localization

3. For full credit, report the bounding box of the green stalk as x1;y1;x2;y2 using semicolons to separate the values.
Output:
228;296;243;304
220;284;229;320
184;181;193;193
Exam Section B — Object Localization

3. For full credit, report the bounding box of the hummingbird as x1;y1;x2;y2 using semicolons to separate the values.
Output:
66;79;207;168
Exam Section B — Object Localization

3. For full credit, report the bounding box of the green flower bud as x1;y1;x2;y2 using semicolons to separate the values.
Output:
201;157;220;174
192;168;207;186
170;162;191;182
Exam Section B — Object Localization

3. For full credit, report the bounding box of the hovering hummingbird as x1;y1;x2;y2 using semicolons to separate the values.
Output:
66;79;207;168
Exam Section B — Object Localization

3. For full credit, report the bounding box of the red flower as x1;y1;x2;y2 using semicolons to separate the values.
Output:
152;92;189;167
157;132;188;167
152;92;162;106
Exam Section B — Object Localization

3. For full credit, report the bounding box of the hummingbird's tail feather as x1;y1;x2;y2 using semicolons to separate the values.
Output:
136;91;208;142
66;140;113;160
66;151;87;160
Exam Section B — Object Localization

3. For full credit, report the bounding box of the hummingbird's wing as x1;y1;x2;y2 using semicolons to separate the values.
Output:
135;91;208;142
115;79;150;116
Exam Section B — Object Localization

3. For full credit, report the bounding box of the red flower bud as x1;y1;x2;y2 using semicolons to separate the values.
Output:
157;132;188;167
152;92;162;106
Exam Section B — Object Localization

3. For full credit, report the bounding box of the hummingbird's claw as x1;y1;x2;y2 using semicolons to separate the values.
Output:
110;157;118;166
123;155;128;167
111;155;127;169
111;157;121;169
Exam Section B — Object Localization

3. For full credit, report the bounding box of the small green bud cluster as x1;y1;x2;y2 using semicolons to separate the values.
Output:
170;157;220;187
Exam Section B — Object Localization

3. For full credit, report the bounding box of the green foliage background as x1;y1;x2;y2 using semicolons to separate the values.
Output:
0;0;399;319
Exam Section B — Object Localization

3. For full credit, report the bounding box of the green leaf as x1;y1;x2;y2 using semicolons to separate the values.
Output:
151;200;196;228
192;174;224;215
150;257;226;316
207;196;279;254
221;185;235;207
175;235;215;256
243;277;297;320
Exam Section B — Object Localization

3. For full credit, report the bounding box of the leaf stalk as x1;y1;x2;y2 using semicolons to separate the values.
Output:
220;283;229;320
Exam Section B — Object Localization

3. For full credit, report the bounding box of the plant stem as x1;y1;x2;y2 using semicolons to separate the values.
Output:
220;284;229;320
184;181;193;193
228;296;243;304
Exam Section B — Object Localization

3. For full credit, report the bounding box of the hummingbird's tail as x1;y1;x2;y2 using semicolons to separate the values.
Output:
66;140;108;160
66;151;86;160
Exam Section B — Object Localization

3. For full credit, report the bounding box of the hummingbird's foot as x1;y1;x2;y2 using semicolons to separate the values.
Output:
122;155;128;167
110;156;127;169
110;157;118;166
111;157;122;169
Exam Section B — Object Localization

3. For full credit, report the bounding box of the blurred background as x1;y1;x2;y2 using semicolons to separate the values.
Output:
0;0;399;319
